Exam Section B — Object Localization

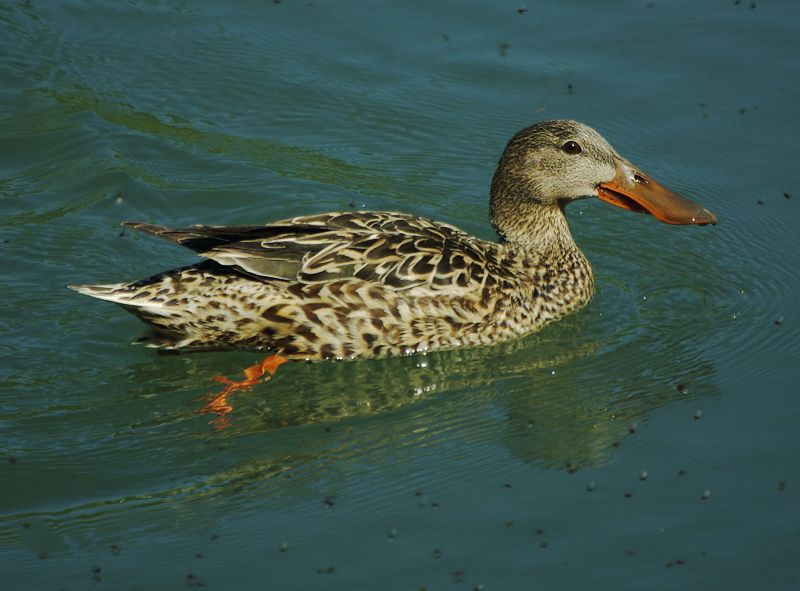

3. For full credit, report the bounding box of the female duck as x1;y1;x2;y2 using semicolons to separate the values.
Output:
71;120;715;401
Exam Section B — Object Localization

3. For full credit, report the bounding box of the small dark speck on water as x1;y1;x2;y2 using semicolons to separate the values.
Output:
21;522;31;529
279;542;289;552
784;192;792;199
441;33;450;42
323;495;335;507
516;7;528;14
757;198;764;205
567;83;573;95
8;457;16;464
694;409;703;420
540;541;549;548
586;481;596;492
387;529;398;539
187;572;206;588
38;552;48;560
778;481;787;492
775;317;784;326
195;552;203;559
498;42;510;56
701;490;712;500
624;492;633;498
431;549;442;559
452;571;465;583
119;228;127;238
629;423;638;434
677;383;689;394
210;534;219;541
678;469;687;476
611;441;620;448
316;566;336;574
640;471;649;481
626;549;636;556
504;482;513;488
504;521;514;527
110;544;121;555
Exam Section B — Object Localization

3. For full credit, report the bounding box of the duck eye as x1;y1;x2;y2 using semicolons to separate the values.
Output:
562;140;582;155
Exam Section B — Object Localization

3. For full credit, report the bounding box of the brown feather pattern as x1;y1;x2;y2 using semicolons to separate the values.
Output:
71;120;693;359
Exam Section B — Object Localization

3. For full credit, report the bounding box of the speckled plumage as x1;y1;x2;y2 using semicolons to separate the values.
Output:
70;120;714;360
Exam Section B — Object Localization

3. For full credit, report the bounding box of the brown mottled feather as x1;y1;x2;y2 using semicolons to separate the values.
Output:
70;120;711;360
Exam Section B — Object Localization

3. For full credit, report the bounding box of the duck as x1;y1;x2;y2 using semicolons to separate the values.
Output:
70;120;716;424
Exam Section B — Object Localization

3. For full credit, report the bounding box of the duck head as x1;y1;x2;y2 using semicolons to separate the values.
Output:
490;120;716;243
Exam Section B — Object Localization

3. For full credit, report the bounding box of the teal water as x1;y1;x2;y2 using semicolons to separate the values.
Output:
2;0;799;589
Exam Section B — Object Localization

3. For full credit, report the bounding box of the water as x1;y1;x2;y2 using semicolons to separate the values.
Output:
2;0;799;589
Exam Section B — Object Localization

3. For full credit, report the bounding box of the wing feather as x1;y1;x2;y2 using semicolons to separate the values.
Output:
123;212;502;293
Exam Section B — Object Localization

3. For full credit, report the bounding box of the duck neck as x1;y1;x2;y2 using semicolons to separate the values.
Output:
491;193;579;256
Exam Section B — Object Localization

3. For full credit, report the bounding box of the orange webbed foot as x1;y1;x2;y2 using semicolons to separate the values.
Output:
196;354;289;430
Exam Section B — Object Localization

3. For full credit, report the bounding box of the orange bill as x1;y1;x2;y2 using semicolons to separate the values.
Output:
596;159;717;225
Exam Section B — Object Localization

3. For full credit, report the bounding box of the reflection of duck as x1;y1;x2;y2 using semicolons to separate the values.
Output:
70;120;715;422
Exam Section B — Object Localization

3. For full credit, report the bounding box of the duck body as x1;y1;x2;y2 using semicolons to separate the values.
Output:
71;120;715;360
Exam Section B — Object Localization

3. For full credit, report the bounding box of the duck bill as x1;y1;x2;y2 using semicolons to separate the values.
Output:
596;160;717;225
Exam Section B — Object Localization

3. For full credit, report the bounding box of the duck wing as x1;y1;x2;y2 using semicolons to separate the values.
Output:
122;211;501;293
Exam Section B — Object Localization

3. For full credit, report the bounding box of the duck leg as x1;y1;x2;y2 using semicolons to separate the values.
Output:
197;354;289;429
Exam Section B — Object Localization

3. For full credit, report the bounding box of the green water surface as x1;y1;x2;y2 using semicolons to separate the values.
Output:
1;1;799;589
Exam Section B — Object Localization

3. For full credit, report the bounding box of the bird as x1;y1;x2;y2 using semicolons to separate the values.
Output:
70;120;716;425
